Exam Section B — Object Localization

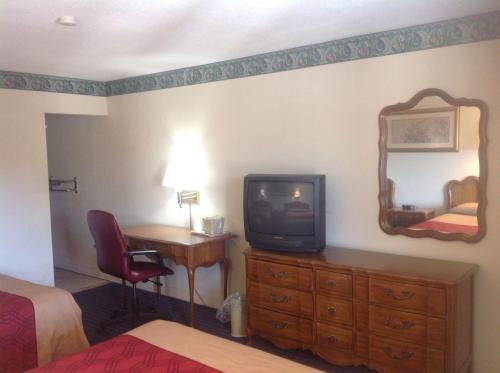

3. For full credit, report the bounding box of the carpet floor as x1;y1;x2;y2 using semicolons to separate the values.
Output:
73;283;374;373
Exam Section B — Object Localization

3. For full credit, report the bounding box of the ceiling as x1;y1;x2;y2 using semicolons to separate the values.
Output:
1;0;499;82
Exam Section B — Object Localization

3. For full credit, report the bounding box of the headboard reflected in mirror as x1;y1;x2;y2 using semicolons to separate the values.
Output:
378;88;488;242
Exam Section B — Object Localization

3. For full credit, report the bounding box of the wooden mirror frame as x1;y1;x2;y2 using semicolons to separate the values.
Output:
378;88;488;242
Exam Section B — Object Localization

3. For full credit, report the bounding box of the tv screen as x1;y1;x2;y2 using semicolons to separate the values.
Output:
244;174;325;253
247;181;315;236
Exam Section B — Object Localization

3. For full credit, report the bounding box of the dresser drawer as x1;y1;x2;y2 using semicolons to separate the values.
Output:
247;281;313;319
316;294;353;326
248;306;314;344
369;279;446;316
316;270;352;298
248;259;313;291
369;305;445;348
317;322;353;352
369;335;444;373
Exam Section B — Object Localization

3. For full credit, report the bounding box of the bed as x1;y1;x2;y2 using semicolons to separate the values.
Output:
410;176;479;235
0;273;89;372
30;320;320;372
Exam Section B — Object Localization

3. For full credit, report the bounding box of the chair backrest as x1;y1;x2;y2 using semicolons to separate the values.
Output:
87;210;130;279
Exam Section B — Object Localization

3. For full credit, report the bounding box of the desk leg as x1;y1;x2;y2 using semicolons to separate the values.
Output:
188;267;196;327
221;258;230;300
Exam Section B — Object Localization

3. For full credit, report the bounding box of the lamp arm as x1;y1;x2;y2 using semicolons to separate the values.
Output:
177;191;182;208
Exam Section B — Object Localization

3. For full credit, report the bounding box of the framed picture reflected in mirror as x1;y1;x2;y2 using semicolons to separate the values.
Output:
387;106;459;152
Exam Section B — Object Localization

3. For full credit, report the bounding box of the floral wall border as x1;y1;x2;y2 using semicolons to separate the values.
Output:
0;70;107;96
1;11;499;97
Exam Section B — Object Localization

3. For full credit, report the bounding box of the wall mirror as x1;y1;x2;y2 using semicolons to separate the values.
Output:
378;88;488;242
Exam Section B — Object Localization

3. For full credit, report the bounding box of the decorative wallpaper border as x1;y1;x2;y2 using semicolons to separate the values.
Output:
0;70;107;96
1;11;499;97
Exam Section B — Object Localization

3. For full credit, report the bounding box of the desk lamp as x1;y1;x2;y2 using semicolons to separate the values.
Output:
162;147;202;231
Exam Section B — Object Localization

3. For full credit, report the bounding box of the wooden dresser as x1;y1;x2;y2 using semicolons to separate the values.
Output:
244;247;477;373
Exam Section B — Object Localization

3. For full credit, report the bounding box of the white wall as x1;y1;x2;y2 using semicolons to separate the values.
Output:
0;90;107;285
46;115;109;273
388;106;480;208
45;39;499;372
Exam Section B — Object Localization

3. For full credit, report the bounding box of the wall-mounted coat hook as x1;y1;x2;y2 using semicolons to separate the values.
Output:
49;176;78;193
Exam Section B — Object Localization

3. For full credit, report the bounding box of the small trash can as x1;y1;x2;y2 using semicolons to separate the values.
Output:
230;296;246;338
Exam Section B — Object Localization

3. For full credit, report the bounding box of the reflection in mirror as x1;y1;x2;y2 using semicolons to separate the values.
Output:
379;89;487;242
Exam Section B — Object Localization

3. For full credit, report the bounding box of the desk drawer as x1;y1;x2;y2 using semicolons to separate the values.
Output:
248;306;314;344
369;279;446;316
248;282;313;319
248;259;313;291
316;294;353;326
316;270;352;298
369;305;445;348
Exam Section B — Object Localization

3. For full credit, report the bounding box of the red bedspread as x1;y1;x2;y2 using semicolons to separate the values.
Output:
0;290;37;373
411;220;478;235
31;334;221;372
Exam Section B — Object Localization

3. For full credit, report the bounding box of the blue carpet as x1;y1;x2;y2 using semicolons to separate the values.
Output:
73;283;373;372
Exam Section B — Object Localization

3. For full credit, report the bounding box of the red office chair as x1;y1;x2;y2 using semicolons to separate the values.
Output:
87;210;173;331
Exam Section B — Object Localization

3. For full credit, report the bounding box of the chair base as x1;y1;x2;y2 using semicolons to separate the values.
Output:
98;310;171;333
98;282;171;333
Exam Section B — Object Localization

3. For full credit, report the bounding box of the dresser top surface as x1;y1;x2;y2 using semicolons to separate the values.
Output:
245;246;478;285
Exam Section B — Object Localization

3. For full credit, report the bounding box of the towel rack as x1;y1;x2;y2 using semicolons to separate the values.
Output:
49;176;78;193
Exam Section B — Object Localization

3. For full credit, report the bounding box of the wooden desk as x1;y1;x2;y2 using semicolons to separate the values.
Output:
122;224;233;327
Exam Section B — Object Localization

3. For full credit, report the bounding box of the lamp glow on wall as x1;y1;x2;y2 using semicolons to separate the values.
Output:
162;132;208;230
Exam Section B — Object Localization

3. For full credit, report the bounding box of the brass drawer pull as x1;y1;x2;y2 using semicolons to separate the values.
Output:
327;306;337;314
268;267;289;280
269;293;289;303
269;320;289;330
326;279;337;288
327;335;337;343
383;316;414;330
383;287;414;300
383;347;413;360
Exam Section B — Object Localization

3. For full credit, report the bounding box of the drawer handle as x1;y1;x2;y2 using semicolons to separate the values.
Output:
327;306;337;314
383;316;414;330
327;335;337;343
269;294;289;303
268;267;289;280
269;320;289;330
383;347;413;360
383;287;414;300
326;279;337;288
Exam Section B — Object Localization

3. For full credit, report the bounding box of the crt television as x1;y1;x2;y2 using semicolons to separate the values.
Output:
243;174;325;253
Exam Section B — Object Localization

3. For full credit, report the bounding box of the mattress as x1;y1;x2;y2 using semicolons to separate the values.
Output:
0;273;89;370
410;212;478;235
32;320;321;372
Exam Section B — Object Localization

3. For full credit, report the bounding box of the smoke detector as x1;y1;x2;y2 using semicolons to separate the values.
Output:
55;16;78;26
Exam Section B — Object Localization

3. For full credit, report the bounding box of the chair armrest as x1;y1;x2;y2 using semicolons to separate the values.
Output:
125;250;168;273
126;250;159;257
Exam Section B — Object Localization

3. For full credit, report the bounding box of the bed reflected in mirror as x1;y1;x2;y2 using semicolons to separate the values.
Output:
378;88;487;242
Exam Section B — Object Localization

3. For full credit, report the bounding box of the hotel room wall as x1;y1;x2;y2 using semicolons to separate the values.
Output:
45;39;499;371
0;90;107;286
387;106;480;209
45;114;110;275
